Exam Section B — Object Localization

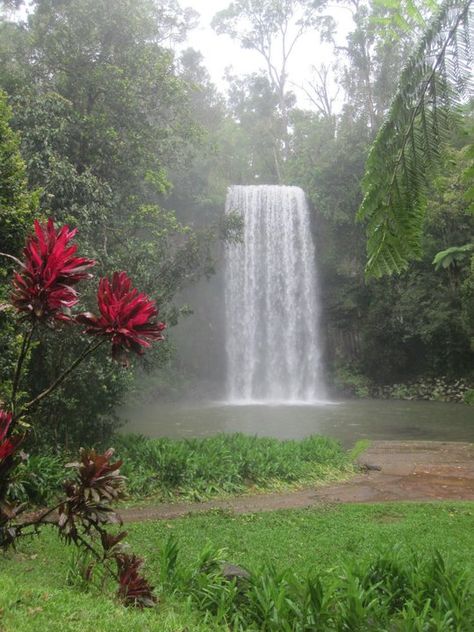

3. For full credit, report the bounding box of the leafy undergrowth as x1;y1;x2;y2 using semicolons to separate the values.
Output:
1;503;473;631
157;541;473;631
9;433;356;505
116;433;355;501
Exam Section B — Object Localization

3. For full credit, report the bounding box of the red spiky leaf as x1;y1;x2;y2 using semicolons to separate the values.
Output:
0;411;21;462
58;448;126;541
11;219;96;323
77;271;165;365
0;410;12;444
116;553;157;608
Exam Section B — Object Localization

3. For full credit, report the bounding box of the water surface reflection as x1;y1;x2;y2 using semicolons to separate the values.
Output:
121;399;474;448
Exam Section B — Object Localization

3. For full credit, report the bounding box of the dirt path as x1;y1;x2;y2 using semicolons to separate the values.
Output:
120;441;474;523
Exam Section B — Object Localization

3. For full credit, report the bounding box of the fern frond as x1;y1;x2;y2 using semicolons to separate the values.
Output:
358;0;473;277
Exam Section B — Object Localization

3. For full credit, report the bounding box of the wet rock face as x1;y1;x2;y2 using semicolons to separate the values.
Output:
372;377;473;403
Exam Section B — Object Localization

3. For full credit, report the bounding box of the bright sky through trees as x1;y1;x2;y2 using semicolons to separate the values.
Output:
10;0;353;110
186;0;353;109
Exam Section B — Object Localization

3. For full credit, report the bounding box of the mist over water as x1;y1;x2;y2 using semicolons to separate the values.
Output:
121;400;474;448
224;185;325;404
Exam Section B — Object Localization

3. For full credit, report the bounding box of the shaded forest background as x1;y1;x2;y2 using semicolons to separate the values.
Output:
0;0;472;449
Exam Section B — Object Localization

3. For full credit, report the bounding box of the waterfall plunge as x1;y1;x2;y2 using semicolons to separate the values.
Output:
224;185;326;404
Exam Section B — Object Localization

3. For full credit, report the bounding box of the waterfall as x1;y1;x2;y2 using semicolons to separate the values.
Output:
224;185;326;403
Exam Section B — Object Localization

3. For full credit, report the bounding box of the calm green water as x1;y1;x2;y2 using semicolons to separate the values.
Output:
121;399;474;448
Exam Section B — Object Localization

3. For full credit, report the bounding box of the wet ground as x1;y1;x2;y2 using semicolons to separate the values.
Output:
317;440;474;503
120;440;474;523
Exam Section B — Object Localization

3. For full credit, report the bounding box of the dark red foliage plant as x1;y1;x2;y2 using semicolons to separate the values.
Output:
116;553;157;608
77;271;166;366
0;218;164;608
0;409;25;545
58;448;126;542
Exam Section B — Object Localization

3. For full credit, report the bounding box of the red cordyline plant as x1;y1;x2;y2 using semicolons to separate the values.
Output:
0;411;19;461
11;219;96;322
77;271;166;365
0;218;166;607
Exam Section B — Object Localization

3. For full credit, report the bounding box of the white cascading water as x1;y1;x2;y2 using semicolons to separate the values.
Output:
224;185;326;404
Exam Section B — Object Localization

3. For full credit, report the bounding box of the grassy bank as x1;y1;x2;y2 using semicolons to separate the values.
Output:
116;433;357;499
11;434;357;505
1;503;474;630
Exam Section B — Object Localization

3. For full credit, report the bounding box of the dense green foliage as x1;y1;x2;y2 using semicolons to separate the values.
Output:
0;90;36;257
0;0;240;445
1;502;474;630
281;1;474;387
156;539;473;630
116;433;353;498
358;0;473;277
0;0;472;444
8;433;353;504
0;89;37;405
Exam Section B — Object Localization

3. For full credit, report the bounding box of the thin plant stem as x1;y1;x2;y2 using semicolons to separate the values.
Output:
20;338;106;417
75;533;105;562
13;516;120;582
0;252;23;267
74;534;120;581
11;323;35;415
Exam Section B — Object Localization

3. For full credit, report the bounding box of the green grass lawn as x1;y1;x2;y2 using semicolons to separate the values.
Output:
1;501;474;631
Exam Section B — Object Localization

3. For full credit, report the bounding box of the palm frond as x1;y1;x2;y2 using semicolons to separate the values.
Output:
358;0;473;277
432;243;474;268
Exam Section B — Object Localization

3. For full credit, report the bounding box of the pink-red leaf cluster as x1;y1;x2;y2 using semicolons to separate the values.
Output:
11;219;95;322
0;410;19;461
77;271;165;364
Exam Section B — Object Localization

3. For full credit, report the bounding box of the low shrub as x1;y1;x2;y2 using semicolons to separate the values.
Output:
464;388;474;405
156;537;474;631
333;365;371;398
7;452;66;505
332;365;473;403
10;433;353;505
115;433;352;499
